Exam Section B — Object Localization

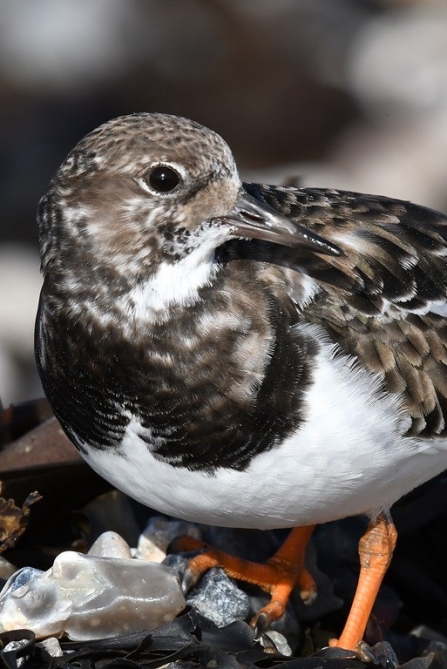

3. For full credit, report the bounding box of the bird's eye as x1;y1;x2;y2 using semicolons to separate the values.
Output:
146;165;181;193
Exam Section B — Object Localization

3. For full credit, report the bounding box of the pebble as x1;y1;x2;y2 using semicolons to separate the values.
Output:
135;516;201;563
88;530;132;559
261;630;293;657
0;516;344;650
0;547;185;640
37;637;64;657
186;567;251;628
2;638;31;668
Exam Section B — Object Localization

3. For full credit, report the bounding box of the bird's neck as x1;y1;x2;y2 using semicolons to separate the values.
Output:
125;247;219;326
44;244;221;334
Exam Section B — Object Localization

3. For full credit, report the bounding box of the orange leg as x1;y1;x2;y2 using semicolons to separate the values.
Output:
332;512;397;652
177;525;316;632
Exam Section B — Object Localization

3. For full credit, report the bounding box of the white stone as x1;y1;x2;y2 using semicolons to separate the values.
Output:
135;516;201;563
88;531;132;559
0;550;185;640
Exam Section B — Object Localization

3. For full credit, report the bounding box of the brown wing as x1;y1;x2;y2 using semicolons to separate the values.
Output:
245;183;447;437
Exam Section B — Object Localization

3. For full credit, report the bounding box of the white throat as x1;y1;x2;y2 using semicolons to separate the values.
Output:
128;243;218;324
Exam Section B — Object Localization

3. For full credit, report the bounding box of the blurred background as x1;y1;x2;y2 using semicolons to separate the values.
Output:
2;0;447;406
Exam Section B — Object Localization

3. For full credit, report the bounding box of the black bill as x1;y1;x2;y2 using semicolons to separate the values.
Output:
217;189;342;256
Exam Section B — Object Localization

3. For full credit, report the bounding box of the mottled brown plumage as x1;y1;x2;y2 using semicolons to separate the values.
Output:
35;112;447;652
243;184;447;437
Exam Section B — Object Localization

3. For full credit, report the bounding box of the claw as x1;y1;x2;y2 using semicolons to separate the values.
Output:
252;611;271;638
181;565;201;594
357;641;381;665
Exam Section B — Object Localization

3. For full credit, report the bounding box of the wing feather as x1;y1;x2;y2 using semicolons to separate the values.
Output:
245;183;447;437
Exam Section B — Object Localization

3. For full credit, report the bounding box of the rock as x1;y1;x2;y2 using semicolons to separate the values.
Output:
88;530;132;559
0;550;185;640
186;568;251;628
37;637;64;658
261;630;293;657
135;516;201;563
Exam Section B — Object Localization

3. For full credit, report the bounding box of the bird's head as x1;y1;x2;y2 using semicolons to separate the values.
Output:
38;113;339;289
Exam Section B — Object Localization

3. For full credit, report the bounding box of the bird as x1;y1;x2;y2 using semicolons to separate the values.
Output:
35;112;447;653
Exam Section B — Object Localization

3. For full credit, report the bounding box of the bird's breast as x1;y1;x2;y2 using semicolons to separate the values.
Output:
37;273;313;473
79;325;445;528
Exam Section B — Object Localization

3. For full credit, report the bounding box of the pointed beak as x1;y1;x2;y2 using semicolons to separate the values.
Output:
217;189;341;256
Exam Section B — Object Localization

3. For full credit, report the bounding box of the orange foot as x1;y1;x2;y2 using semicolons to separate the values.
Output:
175;524;316;634
175;512;397;653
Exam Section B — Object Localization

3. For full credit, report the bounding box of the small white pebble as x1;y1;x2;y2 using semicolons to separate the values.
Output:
88;531;132;559
135;516;201;563
261;630;292;656
38;638;64;657
2;639;31;667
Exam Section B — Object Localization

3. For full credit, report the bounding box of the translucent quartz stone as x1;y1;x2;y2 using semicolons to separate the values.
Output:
0;551;185;640
88;530;133;559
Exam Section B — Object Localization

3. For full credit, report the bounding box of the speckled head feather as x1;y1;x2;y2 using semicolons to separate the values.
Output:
37;113;242;282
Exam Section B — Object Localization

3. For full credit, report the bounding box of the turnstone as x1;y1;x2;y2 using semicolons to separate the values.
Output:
35;113;447;652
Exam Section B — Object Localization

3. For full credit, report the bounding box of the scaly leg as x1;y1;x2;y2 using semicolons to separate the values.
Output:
332;512;397;651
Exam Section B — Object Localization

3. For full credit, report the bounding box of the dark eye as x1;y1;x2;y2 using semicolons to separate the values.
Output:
147;165;180;193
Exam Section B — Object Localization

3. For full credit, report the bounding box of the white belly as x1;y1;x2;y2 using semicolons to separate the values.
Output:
81;329;447;529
